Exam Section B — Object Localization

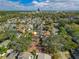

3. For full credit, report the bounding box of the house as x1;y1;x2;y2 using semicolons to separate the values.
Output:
18;52;33;59
18;52;51;59
6;52;18;59
32;32;37;36
43;31;50;37
71;49;79;59
37;53;51;59
0;40;11;48
16;24;26;33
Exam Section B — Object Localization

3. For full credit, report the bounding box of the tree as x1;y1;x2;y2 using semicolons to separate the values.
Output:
8;33;32;52
0;46;7;54
42;34;77;59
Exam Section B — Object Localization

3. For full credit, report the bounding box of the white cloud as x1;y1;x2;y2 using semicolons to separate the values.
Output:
32;0;79;10
0;0;79;10
49;0;79;2
44;1;79;10
32;0;49;7
0;0;27;10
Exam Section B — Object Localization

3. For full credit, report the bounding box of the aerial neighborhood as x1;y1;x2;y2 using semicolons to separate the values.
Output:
0;11;79;59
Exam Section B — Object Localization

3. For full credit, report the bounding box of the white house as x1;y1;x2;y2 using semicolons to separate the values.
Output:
18;52;51;59
37;53;51;59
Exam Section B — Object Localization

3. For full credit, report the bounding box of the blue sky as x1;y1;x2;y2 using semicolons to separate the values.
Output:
0;0;79;11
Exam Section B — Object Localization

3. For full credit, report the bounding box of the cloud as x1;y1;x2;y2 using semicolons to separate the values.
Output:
32;0;49;7
0;0;79;10
0;0;27;10
49;0;79;2
43;2;79;10
32;0;79;10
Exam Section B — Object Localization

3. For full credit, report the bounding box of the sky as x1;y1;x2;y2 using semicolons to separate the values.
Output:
0;0;79;11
